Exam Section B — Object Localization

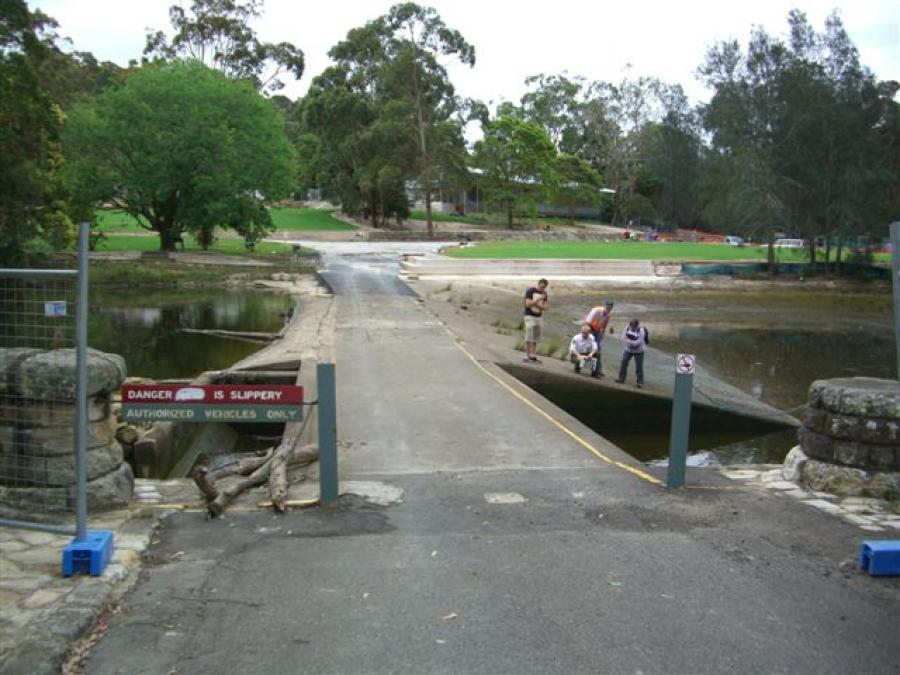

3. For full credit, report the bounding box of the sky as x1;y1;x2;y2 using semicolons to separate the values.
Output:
32;0;900;108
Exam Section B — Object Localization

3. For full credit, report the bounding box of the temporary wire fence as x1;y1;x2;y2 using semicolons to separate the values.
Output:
0;270;81;528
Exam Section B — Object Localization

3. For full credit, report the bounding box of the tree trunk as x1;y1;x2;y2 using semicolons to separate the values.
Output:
836;232;845;273
824;231;833;277
159;227;177;252
425;192;434;238
767;238;776;276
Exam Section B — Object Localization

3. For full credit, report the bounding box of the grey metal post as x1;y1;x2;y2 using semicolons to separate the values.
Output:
891;222;900;379
317;363;339;504
74;222;89;541
667;369;694;489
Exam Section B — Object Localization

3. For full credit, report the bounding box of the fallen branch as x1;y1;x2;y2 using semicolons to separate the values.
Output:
207;449;274;483
192;466;219;501
269;444;319;513
200;443;319;517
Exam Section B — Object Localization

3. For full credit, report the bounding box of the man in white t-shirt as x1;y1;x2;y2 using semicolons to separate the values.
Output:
568;323;600;376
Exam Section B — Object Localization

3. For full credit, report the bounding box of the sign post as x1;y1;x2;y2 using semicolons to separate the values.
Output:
891;222;900;379
317;363;339;504
667;354;695;488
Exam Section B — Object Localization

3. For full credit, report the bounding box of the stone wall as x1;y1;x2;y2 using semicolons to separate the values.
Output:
0;348;133;517
796;377;899;499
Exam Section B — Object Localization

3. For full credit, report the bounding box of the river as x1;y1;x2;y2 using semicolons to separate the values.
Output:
88;287;291;380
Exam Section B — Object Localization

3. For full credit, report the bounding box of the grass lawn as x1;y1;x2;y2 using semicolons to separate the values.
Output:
96;234;297;256
269;207;356;231
94;207;356;233
446;241;890;263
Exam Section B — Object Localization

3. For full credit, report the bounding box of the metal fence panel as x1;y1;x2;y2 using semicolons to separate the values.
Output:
0;269;79;529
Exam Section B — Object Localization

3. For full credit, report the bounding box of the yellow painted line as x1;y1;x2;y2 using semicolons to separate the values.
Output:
452;341;662;486
256;497;320;508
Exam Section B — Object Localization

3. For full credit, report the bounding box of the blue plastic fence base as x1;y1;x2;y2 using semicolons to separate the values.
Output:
61;530;114;577
859;540;900;577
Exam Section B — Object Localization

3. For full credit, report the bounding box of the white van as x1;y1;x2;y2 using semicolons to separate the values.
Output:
773;238;807;248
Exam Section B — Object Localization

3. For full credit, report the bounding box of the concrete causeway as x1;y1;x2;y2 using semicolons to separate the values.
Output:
2;246;899;674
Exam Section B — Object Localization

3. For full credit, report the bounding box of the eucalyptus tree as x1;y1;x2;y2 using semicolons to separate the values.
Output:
518;73;585;153
472;115;557;227
303;4;473;233
379;3;475;234
63;61;296;251
144;0;304;94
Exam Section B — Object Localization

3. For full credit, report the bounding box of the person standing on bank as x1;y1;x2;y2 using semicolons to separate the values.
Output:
583;300;614;377
523;278;549;363
569;323;600;376
615;318;649;387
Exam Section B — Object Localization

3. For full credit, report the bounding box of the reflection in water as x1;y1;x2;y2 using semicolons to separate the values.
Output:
89;288;291;380
654;327;893;411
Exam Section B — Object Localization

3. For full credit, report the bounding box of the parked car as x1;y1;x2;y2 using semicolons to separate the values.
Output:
773;238;808;248
724;236;744;246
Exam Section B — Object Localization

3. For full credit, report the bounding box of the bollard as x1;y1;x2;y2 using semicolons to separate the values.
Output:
667;354;696;488
317;363;339;504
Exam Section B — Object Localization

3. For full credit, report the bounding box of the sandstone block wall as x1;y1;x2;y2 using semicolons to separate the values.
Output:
0;348;134;515
798;377;900;498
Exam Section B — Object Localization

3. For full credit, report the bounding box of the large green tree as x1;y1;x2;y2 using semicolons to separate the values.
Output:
0;0;72;263
144;0;304;94
700;10;899;267
314;3;473;233
63;61;296;251
472;115;557;227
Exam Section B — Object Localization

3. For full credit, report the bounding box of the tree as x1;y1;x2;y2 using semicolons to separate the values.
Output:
0;0;72;263
63;61;296;251
519;73;584;153
473;116;557;227
699;10;899;270
144;0;304;94
383;3;473;235
550;153;604;223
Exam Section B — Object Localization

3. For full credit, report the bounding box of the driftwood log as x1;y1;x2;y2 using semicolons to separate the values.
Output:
192;443;319;517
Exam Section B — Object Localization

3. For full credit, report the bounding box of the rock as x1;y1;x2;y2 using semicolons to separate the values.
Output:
115;424;140;446
804;408;900;445
798;427;834;462
808;377;900;418
782;445;808;482
833;440;870;469
83;461;134;510
0;348;41;395
18;418;116;457
16;348;126;400
0;461;134;514
1;441;124;486
799;458;900;500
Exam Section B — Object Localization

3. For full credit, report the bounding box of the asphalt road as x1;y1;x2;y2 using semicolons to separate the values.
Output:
84;249;900;674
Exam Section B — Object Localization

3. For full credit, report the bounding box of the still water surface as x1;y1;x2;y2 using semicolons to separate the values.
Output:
89;288;290;380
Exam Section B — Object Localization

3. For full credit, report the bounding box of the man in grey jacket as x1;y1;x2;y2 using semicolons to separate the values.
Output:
615;318;649;387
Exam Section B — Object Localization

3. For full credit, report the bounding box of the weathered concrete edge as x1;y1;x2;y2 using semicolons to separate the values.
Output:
404;283;659;474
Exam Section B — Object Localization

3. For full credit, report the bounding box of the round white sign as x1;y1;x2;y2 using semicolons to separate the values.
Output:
676;353;696;374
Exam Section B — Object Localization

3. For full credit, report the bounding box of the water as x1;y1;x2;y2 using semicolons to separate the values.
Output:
544;288;894;464
651;326;893;412
88;288;292;380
